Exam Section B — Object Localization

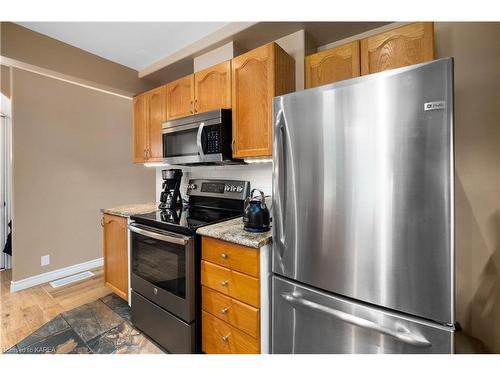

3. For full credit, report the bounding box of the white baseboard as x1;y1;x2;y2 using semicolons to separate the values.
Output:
10;257;103;293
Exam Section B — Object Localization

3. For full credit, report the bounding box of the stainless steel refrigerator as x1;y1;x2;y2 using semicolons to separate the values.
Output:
271;58;455;354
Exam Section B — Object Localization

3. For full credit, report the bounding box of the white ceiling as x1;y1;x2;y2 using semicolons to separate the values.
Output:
16;22;229;70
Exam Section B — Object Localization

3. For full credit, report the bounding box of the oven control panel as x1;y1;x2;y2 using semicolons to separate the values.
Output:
187;179;250;200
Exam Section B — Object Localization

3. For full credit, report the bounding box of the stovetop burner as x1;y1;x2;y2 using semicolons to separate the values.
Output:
131;206;242;236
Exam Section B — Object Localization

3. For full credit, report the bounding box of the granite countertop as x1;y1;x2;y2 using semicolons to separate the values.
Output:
196;217;272;249
101;202;158;218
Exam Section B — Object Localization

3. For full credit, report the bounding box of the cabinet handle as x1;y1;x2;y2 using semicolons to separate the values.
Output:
101;217;105;227
221;253;228;260
221;334;230;343
231;139;235;152
190;101;194;114
220;307;229;315
143;149;147;160
194;99;198;113
221;280;229;287
147;149;151;159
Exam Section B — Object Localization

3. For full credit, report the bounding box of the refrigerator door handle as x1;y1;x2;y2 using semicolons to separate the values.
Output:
281;293;432;348
275;109;287;250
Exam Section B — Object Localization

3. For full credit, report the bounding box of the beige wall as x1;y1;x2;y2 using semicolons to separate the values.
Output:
434;22;500;353
1;22;158;95
11;68;155;281
1;65;10;98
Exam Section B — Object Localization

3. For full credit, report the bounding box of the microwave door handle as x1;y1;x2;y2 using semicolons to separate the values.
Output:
128;224;189;245
196;122;206;158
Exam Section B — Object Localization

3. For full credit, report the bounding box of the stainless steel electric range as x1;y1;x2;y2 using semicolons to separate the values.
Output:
128;179;250;353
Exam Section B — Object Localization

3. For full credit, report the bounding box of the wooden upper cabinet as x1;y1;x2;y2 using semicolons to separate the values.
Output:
132;94;148;163
166;75;195;120
360;22;435;75
194;60;232;113
132;86;166;163
305;41;360;89
147;86;166;161
103;214;128;301
232;43;295;159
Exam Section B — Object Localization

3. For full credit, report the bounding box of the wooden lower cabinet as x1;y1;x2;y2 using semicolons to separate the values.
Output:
202;286;259;338
201;236;261;354
102;214;128;301
201;261;259;307
202;236;259;277
202;311;260;354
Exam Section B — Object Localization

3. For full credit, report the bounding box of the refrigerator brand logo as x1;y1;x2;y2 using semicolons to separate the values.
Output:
424;101;446;111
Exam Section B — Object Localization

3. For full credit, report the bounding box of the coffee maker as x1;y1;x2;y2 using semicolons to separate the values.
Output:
159;169;183;210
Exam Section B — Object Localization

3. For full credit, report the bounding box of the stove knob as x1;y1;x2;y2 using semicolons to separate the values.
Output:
191;184;197;190
236;186;243;193
225;185;231;192
230;186;237;192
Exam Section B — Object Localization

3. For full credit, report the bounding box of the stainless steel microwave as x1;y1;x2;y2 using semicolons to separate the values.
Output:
162;109;238;165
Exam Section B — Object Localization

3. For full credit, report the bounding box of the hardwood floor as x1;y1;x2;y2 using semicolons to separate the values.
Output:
0;267;112;352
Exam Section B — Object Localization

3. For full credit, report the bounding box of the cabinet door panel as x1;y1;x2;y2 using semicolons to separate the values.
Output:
305;41;360;88
166;75;195;120
201;261;260;308
361;22;434;75
132;94;148;163
202;286;260;339
232;44;274;158
148;86;166;161
103;214;128;300
202;236;259;277
202;311;260;354
194;60;231;113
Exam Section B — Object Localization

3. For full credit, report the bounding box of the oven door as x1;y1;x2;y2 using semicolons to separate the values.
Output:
162;120;225;165
128;223;195;322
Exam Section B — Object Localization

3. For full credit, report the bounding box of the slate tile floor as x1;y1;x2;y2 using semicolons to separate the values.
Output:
5;294;164;354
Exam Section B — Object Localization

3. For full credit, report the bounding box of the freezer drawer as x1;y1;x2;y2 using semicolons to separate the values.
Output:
272;276;454;354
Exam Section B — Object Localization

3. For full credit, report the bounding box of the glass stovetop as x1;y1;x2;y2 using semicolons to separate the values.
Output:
131;206;241;235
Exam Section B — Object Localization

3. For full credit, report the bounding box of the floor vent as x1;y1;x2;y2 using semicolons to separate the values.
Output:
49;271;94;288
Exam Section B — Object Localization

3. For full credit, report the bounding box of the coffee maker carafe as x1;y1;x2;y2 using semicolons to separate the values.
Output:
159;169;183;210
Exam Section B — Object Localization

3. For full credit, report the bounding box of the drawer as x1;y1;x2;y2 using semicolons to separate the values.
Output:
202;310;260;354
202;286;260;339
202;237;260;277
201;260;260;307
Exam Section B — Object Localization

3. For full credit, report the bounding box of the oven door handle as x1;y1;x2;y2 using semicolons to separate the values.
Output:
128;224;191;245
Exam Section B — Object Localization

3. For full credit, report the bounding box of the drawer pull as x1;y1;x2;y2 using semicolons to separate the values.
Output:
221;253;228;259
220;307;229;315
221;280;229;287
221;334;230;343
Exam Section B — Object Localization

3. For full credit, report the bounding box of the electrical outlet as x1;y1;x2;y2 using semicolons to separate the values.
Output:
41;255;50;266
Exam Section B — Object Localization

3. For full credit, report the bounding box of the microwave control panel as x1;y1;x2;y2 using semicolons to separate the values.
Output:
205;129;221;154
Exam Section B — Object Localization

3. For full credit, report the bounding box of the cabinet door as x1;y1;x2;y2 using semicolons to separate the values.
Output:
103;214;128;301
232;44;275;158
360;22;434;75
147;85;166;161
305;41;360;89
194;60;231;113
132;94;148;163
166;75;195;120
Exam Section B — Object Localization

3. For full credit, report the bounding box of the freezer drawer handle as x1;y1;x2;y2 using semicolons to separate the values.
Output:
281;293;432;348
